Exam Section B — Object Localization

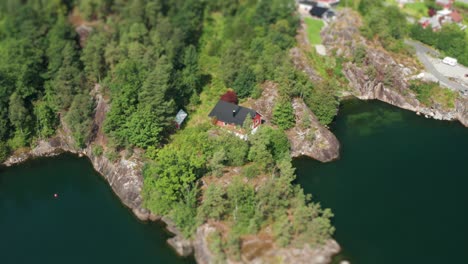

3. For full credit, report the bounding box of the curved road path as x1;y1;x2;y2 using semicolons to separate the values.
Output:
405;39;467;92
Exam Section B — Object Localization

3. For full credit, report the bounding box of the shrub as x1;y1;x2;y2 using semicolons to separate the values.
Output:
242;164;260;179
105;150;119;163
273;99;296;130
305;82;338;126
0;142;10;162
92;145;104;156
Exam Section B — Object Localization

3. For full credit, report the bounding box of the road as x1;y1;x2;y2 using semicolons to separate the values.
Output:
405;39;468;92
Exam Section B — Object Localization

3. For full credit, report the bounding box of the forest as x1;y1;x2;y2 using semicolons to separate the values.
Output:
0;0;336;260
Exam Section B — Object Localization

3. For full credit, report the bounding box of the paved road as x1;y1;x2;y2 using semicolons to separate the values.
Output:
405;40;468;92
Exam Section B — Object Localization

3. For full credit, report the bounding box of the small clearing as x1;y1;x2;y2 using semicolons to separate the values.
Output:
304;17;324;45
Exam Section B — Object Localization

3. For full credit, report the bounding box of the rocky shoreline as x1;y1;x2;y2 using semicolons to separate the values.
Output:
320;9;468;128
2;84;342;264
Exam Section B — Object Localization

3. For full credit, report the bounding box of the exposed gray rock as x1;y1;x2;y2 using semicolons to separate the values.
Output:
287;98;340;162
193;224;216;264
167;237;194;257
271;239;341;264
322;9;468;127
249;82;340;162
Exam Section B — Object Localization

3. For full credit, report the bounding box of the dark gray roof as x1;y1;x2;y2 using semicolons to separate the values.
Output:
208;100;257;126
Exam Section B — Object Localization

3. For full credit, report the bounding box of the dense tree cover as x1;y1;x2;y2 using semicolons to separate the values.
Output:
81;0;207;149
0;1;89;157
358;0;409;52
143;126;334;255
409;80;458;109
142;1;335;254
273;99;296;130
410;23;468;66
1;0;336;257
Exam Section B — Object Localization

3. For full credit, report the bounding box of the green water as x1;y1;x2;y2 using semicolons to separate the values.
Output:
295;100;468;264
0;154;194;264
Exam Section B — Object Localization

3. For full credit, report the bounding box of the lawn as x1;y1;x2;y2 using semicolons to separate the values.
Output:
402;2;428;18
304;17;324;45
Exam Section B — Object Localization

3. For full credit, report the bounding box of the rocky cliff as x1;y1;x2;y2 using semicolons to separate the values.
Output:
248;82;340;162
192;223;341;264
3;85;151;219
3;83;341;263
287;98;340;162
321;9;468;127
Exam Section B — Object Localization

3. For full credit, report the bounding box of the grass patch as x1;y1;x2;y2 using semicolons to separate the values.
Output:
402;2;428;18
304;17;324;45
409;80;458;109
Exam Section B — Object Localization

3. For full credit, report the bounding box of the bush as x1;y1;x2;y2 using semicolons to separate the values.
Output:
242;164;260;179
105;150;119;163
305;82;338;126
0;142;10;162
273;99;296;130
409;80;457;109
208;231;227;263
92;145;104;156
7;132;28;150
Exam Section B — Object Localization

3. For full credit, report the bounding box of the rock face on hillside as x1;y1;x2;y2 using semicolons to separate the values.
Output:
249;82;340;162
3;85;149;218
193;224;217;264
322;9;468;127
287;98;340;162
192;223;340;264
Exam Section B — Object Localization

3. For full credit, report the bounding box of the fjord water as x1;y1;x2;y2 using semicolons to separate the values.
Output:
0;154;194;264
295;100;468;264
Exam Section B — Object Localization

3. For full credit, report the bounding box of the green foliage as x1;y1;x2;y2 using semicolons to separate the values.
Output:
92;145;104;157
143;127;213;215
241;163;261;179
300;111;312;129
170;186;199;238
409;80;457;109
209;149;227;177
305;82;339;126
34;101;58;138
227;177;258;235
359;1;408;52
232;66;256;98
197;185;228;222
212;132;249;166
353;44;367;65
410;23;468;66
105;150;119;163
0;2;89;150
65;94;94;148
0;142;10;162
304;17;324;45
248;126;290;170
273;210;293;247
273;99;296;130
207;231;227;264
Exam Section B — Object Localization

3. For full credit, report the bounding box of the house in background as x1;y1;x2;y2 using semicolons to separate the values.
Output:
298;0;315;12
208;100;262;132
419;16;442;30
298;0;339;13
419;5;465;31
310;5;336;20
436;0;454;9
